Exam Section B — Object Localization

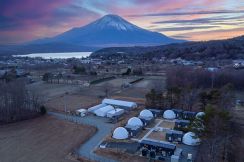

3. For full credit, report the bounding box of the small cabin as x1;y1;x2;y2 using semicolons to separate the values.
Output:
166;130;184;143
148;109;162;117
140;139;176;157
182;111;197;120
175;119;190;129
125;125;142;137
172;109;183;118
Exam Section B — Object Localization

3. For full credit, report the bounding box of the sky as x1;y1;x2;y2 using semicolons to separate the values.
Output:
1;0;244;44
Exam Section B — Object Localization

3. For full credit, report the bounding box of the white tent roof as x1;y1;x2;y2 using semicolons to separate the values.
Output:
196;112;205;118
183;132;201;146
94;105;114;117
102;98;137;108
112;127;129;139
76;109;87;113
106;108;125;118
88;103;107;113
139;109;153;119
163;110;176;119
127;117;143;127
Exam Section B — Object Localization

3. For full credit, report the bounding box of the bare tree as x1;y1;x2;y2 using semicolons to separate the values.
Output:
0;79;43;124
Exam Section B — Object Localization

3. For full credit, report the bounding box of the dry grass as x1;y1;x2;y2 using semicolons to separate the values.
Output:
147;131;167;141
0;115;96;162
136;129;151;139
112;95;145;105
45;94;101;112
159;120;175;129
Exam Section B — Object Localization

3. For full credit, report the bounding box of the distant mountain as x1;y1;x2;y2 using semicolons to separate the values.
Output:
32;14;184;47
0;14;185;55
91;35;244;60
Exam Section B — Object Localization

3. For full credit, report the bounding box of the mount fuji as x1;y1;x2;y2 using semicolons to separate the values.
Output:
31;14;184;48
0;15;185;55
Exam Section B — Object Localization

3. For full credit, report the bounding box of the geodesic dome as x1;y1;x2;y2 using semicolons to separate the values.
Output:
196;112;205;118
163;110;176;119
127;117;143;127
139;110;154;119
112;127;129;139
182;132;200;146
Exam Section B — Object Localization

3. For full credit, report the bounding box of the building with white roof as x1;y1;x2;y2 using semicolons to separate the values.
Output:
112;127;129;139
102;98;137;109
127;117;143;127
106;108;125;118
196;112;205;118
88;103;107;113
139;109;154;120
182;132;201;146
163;110;176;119
94;105;114;117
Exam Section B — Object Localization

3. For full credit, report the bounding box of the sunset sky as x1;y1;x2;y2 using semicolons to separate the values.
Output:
1;0;244;44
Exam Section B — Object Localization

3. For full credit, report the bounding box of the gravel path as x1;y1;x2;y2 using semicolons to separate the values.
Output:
48;112;117;162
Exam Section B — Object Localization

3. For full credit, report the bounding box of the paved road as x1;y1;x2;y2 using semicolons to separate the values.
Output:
48;112;117;162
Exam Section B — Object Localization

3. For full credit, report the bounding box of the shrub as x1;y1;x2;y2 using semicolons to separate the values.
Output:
40;106;47;115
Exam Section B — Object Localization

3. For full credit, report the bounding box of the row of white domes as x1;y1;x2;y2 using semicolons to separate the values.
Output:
163;110;205;120
113;110;154;140
112;127;200;146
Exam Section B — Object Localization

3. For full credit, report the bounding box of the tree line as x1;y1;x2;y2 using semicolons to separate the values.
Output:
0;79;44;124
145;66;242;162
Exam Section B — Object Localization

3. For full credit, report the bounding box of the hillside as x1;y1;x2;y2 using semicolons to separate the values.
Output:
91;35;244;60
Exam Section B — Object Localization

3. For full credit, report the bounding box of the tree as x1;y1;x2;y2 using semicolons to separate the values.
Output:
0;79;42;123
192;87;236;162
145;89;165;109
122;68;131;75
73;65;86;74
165;87;182;108
57;73;63;84
42;72;53;83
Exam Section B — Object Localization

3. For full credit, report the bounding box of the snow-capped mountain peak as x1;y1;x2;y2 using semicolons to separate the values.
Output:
88;14;140;31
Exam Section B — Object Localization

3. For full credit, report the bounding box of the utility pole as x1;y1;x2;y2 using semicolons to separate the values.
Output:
64;92;68;119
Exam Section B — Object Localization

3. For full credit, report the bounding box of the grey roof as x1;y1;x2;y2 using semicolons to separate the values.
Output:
175;119;190;123
166;129;184;135
140;139;176;150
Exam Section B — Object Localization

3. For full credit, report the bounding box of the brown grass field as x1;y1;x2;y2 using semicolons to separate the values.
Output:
159;120;175;129
147;131;167;141
0;115;96;162
45;94;101;112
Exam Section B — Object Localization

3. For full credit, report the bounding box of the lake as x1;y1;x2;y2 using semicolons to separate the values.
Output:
14;52;92;59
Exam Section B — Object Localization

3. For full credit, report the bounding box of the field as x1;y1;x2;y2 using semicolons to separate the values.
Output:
0;115;96;162
45;94;101;112
29;75;166;112
147;131;167;141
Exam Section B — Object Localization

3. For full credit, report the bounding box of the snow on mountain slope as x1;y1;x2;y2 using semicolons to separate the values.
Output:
89;14;141;31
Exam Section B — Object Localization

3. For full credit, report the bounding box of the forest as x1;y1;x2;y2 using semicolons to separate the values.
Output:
91;35;244;60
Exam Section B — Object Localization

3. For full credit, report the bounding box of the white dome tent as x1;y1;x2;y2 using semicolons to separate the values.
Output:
196;112;205;118
112;127;129;139
163;110;176;119
182;132;201;146
139;110;154;119
127;117;143;127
